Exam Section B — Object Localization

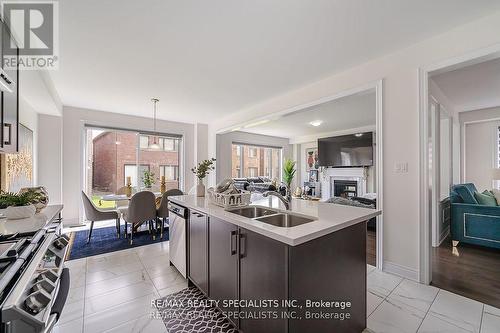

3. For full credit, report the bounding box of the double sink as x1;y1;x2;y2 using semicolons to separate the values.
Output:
226;206;316;227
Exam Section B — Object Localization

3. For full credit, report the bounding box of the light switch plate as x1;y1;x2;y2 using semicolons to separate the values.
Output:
395;162;408;173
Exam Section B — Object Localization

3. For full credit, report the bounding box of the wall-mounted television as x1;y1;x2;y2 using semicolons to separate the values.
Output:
318;132;373;168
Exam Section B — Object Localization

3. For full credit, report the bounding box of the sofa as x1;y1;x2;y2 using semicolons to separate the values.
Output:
450;183;500;249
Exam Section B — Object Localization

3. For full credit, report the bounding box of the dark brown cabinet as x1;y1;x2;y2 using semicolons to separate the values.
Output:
0;19;19;153
188;209;208;295
238;228;287;333
208;216;238;316
185;208;367;333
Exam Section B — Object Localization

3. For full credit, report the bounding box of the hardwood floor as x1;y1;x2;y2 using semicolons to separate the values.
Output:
432;235;500;308
367;229;376;266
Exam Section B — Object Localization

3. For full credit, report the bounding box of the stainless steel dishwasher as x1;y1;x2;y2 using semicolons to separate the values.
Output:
168;202;187;278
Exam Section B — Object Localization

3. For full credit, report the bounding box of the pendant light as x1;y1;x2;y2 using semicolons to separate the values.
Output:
149;98;161;150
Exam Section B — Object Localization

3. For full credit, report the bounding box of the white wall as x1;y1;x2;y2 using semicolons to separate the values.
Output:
37;114;63;204
195;123;209;163
207;11;500;279
39;107;197;223
216;131;291;183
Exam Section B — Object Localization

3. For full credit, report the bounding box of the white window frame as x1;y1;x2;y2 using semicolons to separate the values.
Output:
232;143;282;180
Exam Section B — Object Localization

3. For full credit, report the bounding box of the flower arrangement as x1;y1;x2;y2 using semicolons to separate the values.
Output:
191;158;216;180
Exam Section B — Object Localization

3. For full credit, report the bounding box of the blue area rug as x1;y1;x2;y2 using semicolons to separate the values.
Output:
67;224;169;260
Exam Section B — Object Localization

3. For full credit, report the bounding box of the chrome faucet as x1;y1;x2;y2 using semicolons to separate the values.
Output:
263;191;290;210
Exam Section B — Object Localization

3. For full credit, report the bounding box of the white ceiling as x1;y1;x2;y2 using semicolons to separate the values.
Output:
431;57;500;112
240;90;376;139
49;0;500;123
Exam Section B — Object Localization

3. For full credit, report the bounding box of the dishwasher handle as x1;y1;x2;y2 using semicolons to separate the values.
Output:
168;202;187;218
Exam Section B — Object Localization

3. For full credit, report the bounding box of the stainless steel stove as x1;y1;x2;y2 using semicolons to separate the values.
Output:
0;205;69;333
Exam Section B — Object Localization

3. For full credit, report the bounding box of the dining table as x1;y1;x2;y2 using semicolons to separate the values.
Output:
99;192;162;203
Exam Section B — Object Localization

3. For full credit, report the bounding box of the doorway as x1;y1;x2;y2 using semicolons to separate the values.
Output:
420;47;500;307
218;81;384;269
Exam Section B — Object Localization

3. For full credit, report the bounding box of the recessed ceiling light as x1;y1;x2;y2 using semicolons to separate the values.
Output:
309;120;323;127
354;133;363;137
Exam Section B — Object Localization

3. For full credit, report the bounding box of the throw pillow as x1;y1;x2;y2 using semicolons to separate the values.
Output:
491;189;500;205
474;191;497;206
454;185;479;204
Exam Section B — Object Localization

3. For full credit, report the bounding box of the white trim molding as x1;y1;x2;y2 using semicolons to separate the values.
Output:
383;260;419;282
419;42;500;285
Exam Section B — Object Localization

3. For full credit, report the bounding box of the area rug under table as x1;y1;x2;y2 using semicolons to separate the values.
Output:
67;224;168;260
154;287;237;333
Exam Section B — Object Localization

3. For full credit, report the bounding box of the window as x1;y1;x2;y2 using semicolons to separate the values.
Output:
124;164;150;188
248;167;258;177
160;138;179;151
231;144;282;180
139;135;149;149
84;127;183;202
160;165;178;180
248;147;257;158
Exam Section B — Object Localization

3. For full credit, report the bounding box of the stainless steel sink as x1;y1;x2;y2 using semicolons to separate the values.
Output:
227;206;279;218
255;213;316;227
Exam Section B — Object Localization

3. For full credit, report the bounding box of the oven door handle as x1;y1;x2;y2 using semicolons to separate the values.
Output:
49;267;70;323
42;314;58;333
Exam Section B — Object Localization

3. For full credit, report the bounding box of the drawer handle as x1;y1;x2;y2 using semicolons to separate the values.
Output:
239;233;246;259
230;230;237;255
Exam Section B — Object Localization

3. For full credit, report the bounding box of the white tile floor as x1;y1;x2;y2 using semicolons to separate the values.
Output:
55;240;500;333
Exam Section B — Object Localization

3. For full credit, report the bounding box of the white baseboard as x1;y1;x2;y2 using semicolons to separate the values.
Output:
383;260;419;282
63;217;83;227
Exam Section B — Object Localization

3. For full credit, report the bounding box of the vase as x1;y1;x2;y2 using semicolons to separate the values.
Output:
6;204;36;220
125;185;132;197
160;176;166;194
196;179;206;197
19;186;49;213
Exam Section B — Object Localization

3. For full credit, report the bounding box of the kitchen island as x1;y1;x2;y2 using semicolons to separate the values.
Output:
168;194;381;333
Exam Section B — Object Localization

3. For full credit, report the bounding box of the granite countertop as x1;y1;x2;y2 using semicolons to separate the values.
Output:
169;195;380;246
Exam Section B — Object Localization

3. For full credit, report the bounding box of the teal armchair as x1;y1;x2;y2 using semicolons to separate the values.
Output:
450;183;500;250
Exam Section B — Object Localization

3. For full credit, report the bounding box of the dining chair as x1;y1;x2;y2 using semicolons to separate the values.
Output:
81;191;120;243
156;189;183;238
122;191;156;245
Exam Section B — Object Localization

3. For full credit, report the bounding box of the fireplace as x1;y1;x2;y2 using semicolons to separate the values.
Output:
334;180;358;198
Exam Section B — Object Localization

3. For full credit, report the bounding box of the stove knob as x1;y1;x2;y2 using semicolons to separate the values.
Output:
52;235;69;250
24;291;50;315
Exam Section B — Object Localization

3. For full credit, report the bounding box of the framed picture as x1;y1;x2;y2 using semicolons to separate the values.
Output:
309;169;319;182
305;147;319;172
3;123;11;145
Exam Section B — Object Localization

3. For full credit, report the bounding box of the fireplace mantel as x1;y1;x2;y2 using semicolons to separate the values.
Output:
320;167;368;200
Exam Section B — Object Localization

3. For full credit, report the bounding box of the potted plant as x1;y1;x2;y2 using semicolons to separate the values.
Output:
283;158;296;199
0;191;38;219
191;158;216;197
142;170;156;189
